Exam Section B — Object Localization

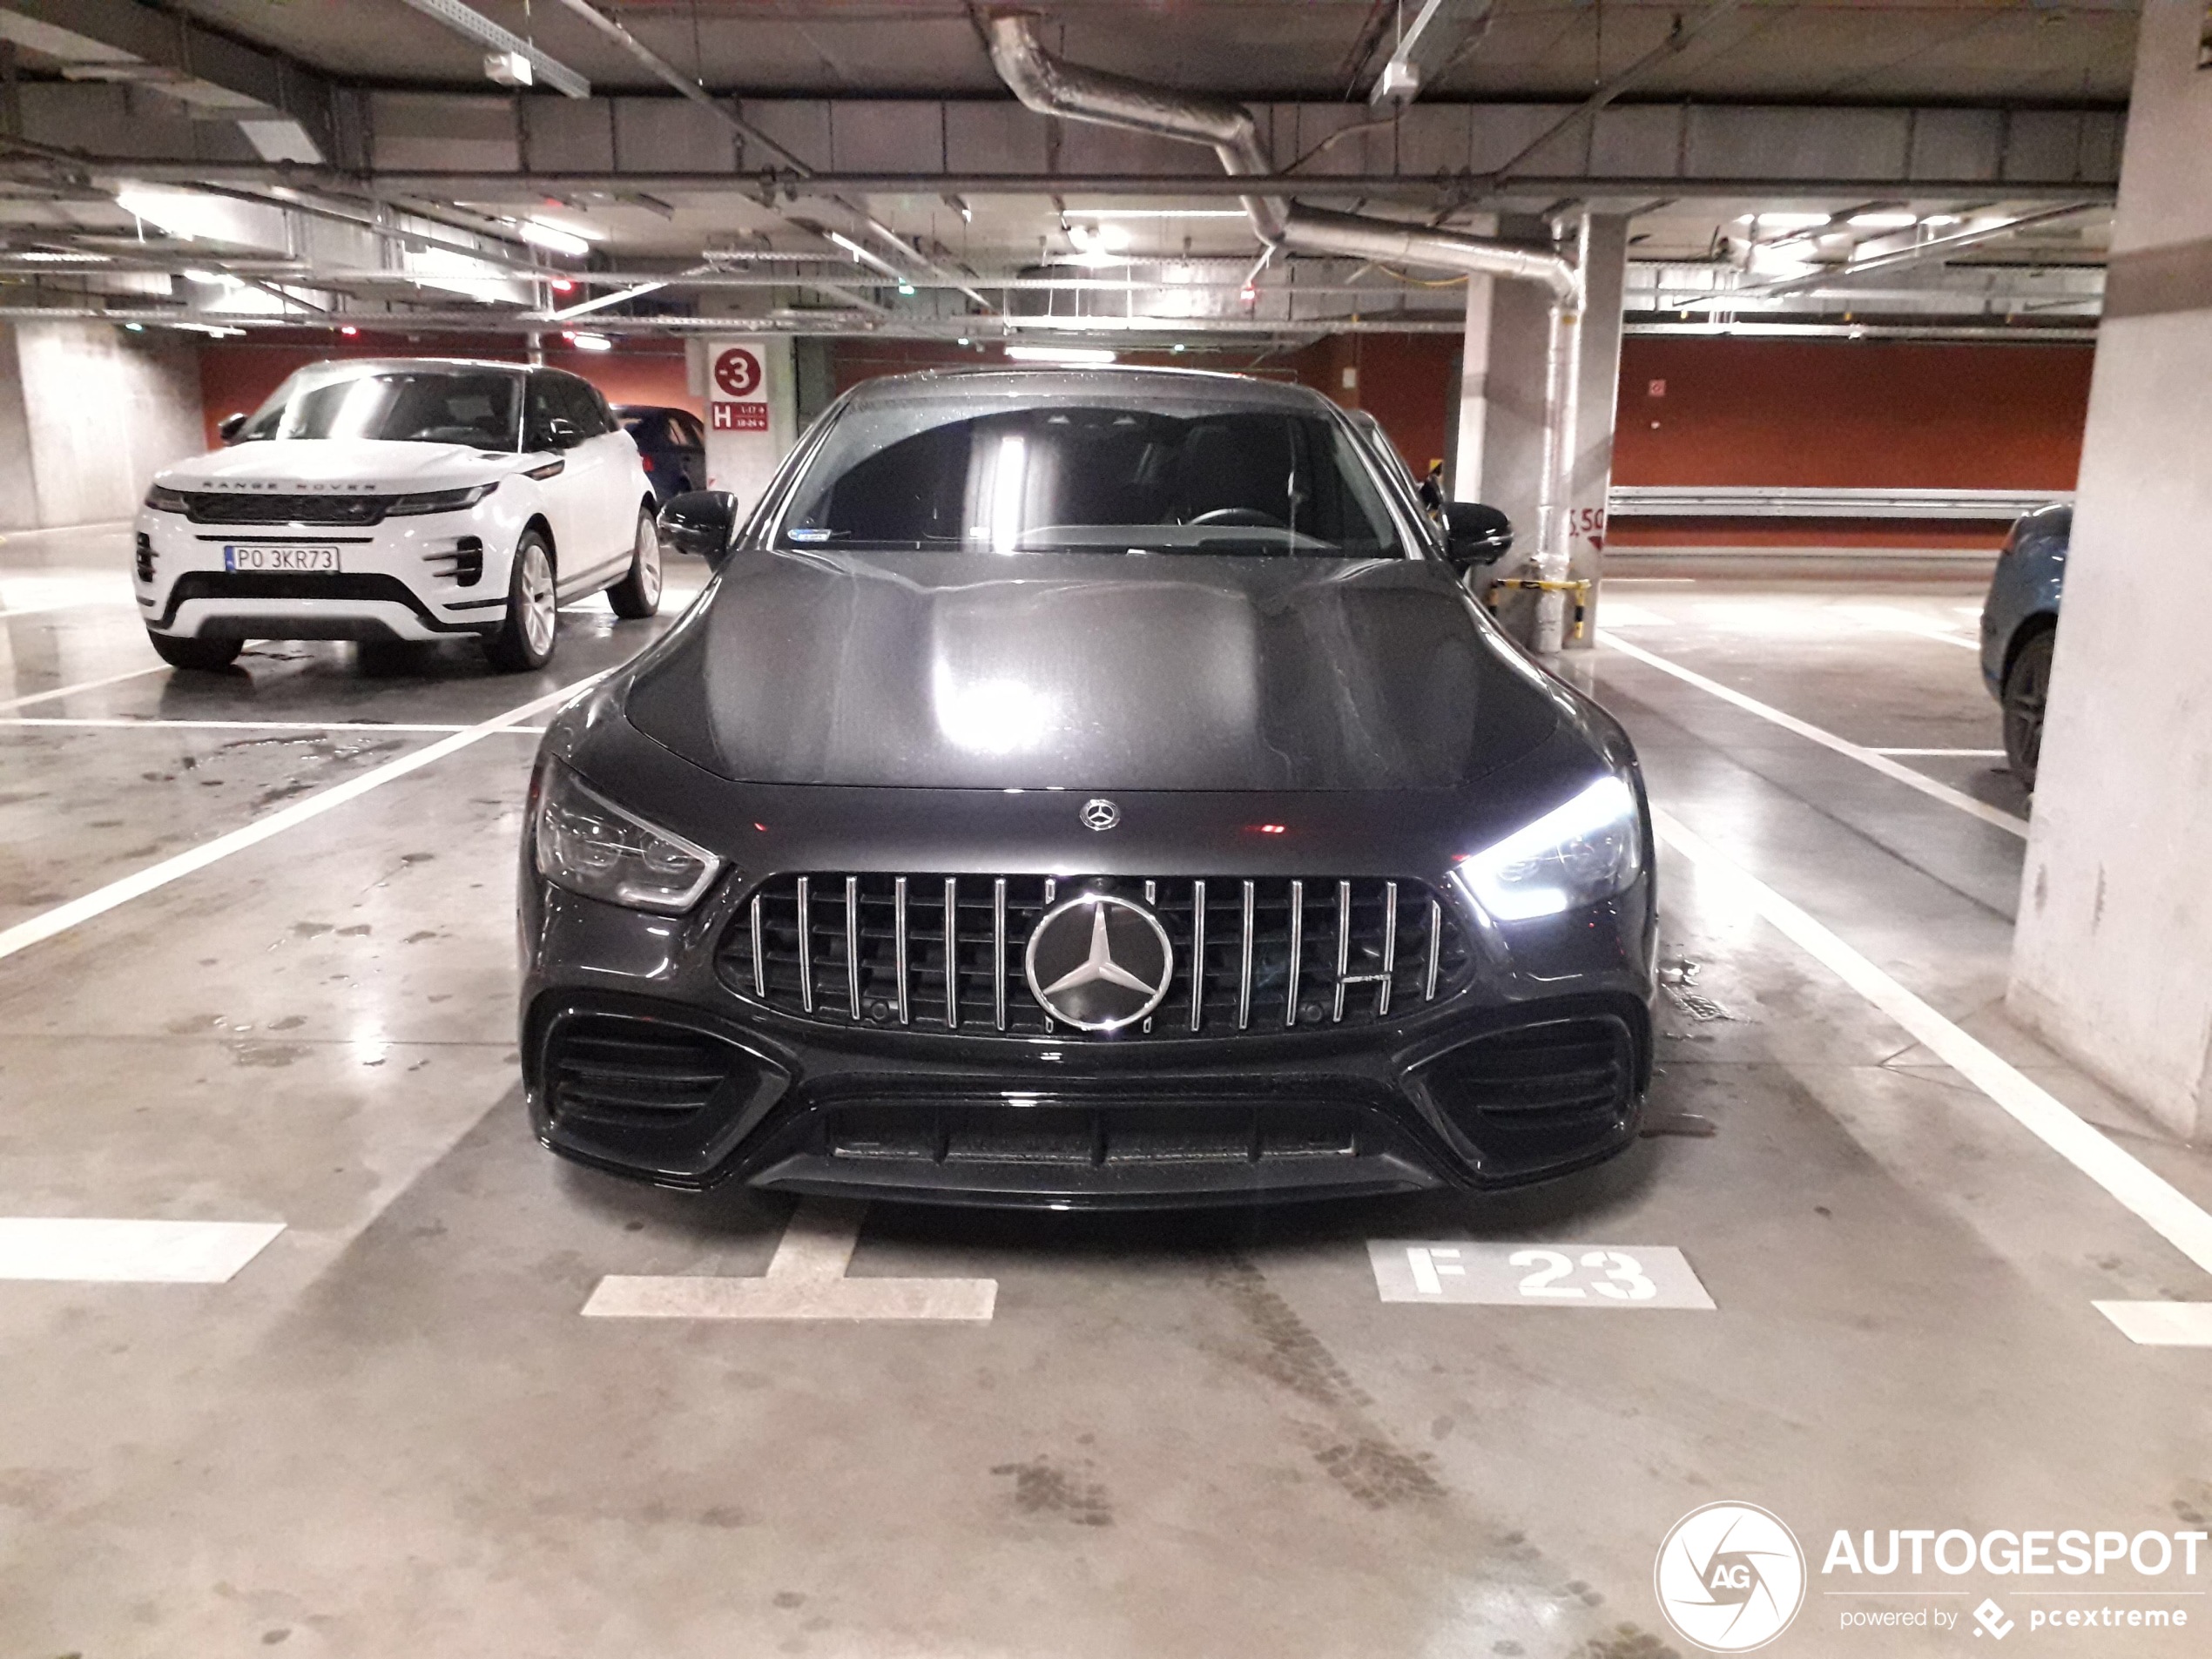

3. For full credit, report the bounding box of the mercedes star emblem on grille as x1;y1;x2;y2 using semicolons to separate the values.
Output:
1022;892;1174;1032
1079;798;1120;832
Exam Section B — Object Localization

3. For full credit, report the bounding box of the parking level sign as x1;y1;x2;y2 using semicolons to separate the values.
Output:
1367;1240;1715;1309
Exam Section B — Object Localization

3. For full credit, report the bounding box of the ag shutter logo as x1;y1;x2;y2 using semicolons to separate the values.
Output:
1655;1502;1808;1653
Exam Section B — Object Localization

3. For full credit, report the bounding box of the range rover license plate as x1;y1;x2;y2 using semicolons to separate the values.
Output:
224;545;341;573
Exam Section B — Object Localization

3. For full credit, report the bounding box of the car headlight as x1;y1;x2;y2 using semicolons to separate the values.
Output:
532;761;721;914
386;482;498;516
145;483;187;513
1453;774;1642;922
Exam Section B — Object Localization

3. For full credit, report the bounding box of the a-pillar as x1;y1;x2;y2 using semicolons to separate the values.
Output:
2008;0;2212;1142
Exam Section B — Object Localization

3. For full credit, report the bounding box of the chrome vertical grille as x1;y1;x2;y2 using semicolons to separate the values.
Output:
725;874;1473;1040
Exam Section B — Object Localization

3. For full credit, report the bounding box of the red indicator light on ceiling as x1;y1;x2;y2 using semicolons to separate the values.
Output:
550;278;575;293
753;822;768;833
339;325;358;336
1251;823;1287;835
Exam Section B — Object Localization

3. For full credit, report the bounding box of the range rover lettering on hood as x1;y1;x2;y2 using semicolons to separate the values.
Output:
625;551;1562;792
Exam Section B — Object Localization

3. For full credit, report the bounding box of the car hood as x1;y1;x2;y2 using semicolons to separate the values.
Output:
625;550;1564;792
156;439;515;492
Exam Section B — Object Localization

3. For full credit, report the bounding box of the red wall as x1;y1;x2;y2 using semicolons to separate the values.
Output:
197;332;697;449
1609;336;2093;548
199;329;2093;549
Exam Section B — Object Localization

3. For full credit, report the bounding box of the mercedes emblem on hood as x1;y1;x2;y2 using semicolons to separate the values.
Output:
1080;798;1121;832
1023;892;1173;1032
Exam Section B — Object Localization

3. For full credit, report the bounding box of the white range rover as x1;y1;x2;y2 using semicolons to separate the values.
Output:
137;357;662;672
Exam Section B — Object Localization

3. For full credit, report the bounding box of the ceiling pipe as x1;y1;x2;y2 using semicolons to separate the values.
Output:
981;7;1582;592
981;10;1575;302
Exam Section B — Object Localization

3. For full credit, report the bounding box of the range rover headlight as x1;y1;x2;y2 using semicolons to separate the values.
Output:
1453;774;1642;922
145;483;187;513
387;482;498;516
532;761;721;914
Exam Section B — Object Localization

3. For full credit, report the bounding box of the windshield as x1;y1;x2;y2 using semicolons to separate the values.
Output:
775;395;1411;558
237;364;522;448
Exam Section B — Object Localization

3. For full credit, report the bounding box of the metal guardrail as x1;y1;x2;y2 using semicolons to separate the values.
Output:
1608;486;2073;521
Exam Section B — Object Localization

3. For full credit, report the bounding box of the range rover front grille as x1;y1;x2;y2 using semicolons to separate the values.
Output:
181;492;392;527
718;873;1474;1039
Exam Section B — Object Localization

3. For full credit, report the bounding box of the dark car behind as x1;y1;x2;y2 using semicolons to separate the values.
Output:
1979;502;2068;786
616;405;708;505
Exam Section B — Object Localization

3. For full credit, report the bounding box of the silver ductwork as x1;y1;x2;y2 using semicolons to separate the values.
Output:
983;10;1587;605
984;11;1285;241
982;10;1576;303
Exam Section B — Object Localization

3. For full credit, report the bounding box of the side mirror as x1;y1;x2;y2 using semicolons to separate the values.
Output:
216;412;248;444
658;489;739;566
1441;501;1514;570
543;416;582;450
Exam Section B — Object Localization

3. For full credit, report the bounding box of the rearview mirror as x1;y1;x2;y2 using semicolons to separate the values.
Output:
216;412;248;444
1441;501;1514;570
658;489;739;566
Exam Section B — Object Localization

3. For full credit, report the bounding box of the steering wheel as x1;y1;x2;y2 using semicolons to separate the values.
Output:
1188;507;1287;529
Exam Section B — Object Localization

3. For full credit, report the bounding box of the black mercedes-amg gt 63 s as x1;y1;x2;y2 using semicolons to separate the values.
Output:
519;368;1656;1207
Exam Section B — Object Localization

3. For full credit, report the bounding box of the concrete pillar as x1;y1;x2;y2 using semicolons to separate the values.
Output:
1562;215;1629;649
2007;0;2212;1142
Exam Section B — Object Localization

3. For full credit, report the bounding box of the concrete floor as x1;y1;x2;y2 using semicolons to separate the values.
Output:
2;529;2208;1658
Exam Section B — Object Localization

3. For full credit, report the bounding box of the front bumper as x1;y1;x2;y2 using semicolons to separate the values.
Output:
134;505;515;642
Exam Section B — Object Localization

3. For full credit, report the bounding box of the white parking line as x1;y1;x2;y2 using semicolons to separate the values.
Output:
0;1217;283;1283
1602;631;2029;839
0;717;548;734
2092;1301;2212;1346
583;1198;998;1321
0;664;165;712
0;673;598;966
1871;747;2006;758
1656;809;2212;1311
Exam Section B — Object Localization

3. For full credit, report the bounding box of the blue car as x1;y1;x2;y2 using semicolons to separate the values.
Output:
1979;502;2068;788
615;405;708;506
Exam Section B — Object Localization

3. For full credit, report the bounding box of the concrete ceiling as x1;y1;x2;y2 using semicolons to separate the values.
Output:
0;1;2131;343
173;0;2137;104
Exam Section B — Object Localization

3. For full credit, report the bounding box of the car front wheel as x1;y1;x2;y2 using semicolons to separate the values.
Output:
483;530;558;672
2001;628;2054;789
606;503;663;620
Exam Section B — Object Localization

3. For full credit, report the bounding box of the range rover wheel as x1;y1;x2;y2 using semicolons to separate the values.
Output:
484;529;557;672
146;630;243;671
607;503;663;620
2001;627;2054;790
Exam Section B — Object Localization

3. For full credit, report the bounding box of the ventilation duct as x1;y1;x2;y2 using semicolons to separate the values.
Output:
983;10;1586;606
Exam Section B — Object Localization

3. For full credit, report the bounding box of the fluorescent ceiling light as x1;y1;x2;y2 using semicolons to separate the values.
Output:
1072;209;1250;220
565;331;613;352
16;249;111;264
1849;212;1919;229
1002;345;1118;366
517;218;594;259
1922;213;1964;227
1755;212;1832;230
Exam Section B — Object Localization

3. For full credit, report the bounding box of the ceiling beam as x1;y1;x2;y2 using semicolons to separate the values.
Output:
0;0;337;160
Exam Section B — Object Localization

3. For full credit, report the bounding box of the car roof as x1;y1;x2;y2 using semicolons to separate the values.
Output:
293;356;530;376
837;364;1341;417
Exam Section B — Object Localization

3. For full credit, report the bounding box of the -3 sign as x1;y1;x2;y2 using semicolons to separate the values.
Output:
713;347;763;399
1367;1239;1716;1308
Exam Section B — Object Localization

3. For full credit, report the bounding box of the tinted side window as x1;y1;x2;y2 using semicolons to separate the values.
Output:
673;415;706;448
